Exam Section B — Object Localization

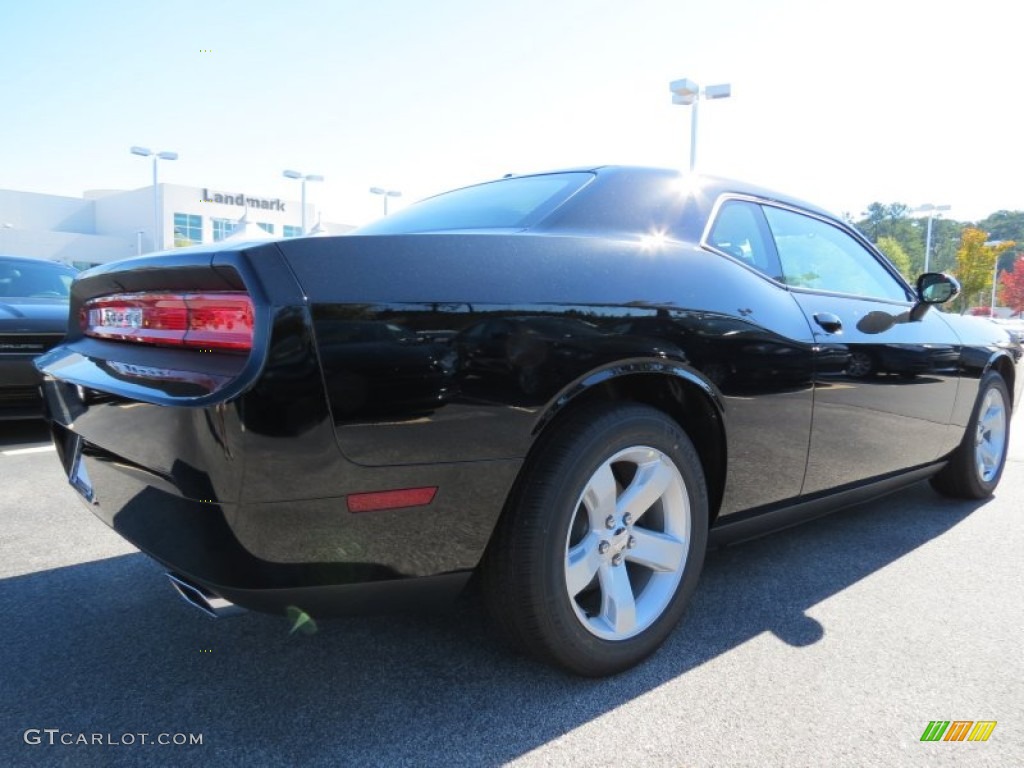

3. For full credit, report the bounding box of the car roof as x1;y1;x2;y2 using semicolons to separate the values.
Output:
509;165;838;220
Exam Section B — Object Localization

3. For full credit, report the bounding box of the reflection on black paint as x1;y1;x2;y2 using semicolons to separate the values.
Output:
241;307;327;437
317;318;457;419
453;315;681;399
609;309;815;394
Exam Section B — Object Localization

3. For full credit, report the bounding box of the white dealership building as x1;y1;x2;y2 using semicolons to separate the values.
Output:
0;182;353;268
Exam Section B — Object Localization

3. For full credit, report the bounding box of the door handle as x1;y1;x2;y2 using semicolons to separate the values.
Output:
813;312;843;333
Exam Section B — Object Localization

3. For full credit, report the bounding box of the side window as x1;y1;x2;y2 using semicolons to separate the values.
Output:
706;200;782;281
762;206;910;302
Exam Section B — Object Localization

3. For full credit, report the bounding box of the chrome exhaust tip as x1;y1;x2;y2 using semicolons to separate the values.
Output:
166;572;246;618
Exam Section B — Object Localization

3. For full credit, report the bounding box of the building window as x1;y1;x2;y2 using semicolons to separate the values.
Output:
174;213;202;246
212;218;236;242
257;222;274;234
283;225;303;238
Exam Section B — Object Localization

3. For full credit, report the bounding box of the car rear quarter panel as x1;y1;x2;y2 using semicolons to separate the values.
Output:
276;233;818;514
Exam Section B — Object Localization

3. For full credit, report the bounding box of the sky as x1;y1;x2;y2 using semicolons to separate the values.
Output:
1;0;1021;227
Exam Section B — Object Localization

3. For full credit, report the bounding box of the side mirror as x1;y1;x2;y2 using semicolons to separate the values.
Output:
916;272;960;304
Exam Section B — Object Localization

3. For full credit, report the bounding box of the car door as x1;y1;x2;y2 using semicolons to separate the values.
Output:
700;198;817;516
759;204;961;493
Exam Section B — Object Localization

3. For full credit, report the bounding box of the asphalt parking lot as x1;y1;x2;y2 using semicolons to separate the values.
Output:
1;418;1021;767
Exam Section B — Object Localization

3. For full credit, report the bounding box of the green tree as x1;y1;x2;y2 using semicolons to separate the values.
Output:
860;202;888;240
927;217;965;274
855;203;925;274
875;236;913;280
977;210;1024;243
952;228;1015;313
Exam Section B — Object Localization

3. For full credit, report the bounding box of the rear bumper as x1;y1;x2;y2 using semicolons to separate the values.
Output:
43;381;518;617
33;245;521;618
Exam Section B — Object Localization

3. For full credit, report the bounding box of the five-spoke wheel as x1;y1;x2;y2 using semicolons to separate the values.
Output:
932;370;1011;499
564;446;690;641
483;403;707;677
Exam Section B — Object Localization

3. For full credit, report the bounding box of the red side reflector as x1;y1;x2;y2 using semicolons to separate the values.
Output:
347;487;438;513
81;292;254;351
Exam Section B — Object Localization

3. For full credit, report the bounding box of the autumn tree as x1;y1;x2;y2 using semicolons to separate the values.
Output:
952;228;1015;312
875;236;913;280
998;254;1024;314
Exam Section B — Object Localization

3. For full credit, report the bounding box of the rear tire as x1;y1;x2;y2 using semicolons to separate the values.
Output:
931;370;1011;499
482;403;708;676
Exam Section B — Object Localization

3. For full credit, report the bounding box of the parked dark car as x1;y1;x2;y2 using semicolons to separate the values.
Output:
0;255;77;419
36;167;1020;676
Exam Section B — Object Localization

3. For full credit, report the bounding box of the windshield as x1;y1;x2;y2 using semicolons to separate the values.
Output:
0;258;77;299
354;173;594;235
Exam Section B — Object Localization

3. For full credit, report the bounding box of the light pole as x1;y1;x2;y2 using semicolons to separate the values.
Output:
283;170;324;235
370;187;402;216
910;203;951;273
669;78;732;172
987;240;1009;317
130;146;177;251
992;257;1000;316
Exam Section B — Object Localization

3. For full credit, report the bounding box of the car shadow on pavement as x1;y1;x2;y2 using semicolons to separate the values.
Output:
0;420;50;449
0;482;985;767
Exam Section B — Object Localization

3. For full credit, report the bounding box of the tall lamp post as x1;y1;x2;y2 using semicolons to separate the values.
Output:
669;78;732;171
370;187;402;216
283;170;324;235
911;203;951;273
130;146;178;252
987;240;1010;317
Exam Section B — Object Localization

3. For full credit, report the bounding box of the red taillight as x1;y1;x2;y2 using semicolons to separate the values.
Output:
81;292;254;351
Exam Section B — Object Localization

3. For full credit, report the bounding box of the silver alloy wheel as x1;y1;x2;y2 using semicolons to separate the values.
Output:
975;386;1007;483
563;445;690;641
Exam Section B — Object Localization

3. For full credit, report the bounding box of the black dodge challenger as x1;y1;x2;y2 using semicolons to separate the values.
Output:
37;167;1020;676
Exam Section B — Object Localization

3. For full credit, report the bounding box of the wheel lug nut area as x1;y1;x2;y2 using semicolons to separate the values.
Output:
627;535;636;549
598;540;610;554
612;553;623;566
605;515;615;529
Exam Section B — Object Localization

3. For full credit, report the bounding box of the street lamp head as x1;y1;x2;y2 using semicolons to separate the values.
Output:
283;170;302;179
911;203;952;215
156;151;178;161
369;187;385;195
130;146;153;157
669;78;699;101
670;78;731;104
704;83;732;100
386;190;402;198
306;174;324;183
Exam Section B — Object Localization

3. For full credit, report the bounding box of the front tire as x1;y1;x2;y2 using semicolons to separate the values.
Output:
482;403;708;676
931;370;1011;499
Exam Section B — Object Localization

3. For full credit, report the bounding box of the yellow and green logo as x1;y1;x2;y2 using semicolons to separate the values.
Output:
920;721;997;742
